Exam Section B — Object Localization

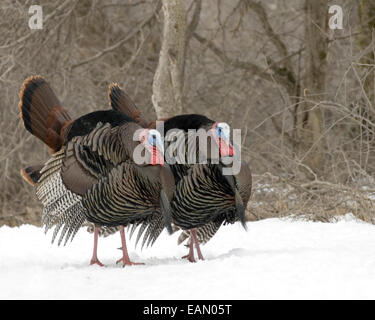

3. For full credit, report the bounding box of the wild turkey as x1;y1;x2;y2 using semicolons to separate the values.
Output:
18;76;175;266
108;84;252;262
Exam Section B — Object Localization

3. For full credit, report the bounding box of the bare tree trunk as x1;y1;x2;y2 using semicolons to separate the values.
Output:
152;0;187;119
357;0;375;104
296;0;328;175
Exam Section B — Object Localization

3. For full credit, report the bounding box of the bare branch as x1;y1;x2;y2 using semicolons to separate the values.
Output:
69;1;161;70
193;31;295;94
245;0;296;83
186;0;202;41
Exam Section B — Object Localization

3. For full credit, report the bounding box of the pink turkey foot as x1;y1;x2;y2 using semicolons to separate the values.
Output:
116;257;144;266
90;258;105;267
90;226;105;267
181;254;196;263
117;225;144;267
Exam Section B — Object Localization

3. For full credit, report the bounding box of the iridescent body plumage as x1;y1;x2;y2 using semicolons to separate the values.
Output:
18;76;174;266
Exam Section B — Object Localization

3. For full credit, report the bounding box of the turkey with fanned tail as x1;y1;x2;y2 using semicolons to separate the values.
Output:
18;76;175;267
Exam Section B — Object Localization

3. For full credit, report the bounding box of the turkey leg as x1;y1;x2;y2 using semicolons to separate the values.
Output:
182;229;205;262
116;225;144;266
90;226;104;267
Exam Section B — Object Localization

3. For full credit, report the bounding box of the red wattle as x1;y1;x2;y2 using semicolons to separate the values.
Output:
151;146;164;166
219;139;234;157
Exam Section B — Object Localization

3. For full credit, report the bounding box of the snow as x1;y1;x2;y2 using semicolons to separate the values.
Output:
1;215;375;299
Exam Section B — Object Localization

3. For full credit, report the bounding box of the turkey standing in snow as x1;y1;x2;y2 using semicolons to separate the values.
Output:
18;76;175;266
107;84;252;262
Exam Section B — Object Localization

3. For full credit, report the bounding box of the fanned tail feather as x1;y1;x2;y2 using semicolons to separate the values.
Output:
19;76;72;152
20;164;44;186
36;149;87;245
108;83;149;127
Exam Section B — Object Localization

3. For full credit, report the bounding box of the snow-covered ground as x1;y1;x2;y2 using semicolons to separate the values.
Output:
1;214;375;299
